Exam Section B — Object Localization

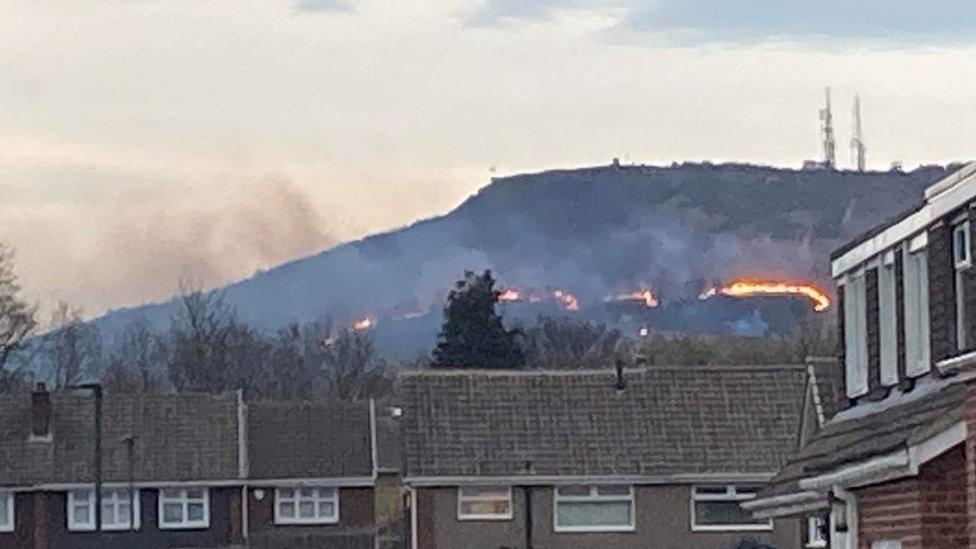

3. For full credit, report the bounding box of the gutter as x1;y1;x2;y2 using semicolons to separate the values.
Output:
403;472;774;487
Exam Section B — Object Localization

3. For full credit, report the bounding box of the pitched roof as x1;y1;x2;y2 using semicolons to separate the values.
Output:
758;380;967;500
0;391;241;486
246;400;373;479
397;365;809;479
808;358;846;422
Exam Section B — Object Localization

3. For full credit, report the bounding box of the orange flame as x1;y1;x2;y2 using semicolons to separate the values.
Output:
700;279;830;312
498;288;520;302
553;290;580;311
608;290;659;308
351;317;374;330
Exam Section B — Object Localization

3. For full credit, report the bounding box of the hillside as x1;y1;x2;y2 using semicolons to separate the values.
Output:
91;162;951;358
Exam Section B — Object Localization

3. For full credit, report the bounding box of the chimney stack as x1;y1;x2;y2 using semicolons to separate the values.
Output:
31;382;51;439
614;359;627;391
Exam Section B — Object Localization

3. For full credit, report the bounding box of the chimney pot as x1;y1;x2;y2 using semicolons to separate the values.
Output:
31;383;51;438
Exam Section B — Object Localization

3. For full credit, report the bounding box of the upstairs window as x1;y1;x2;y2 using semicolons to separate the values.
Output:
275;487;338;525
806;515;827;548
691;486;772;531
954;220;971;350
843;273;869;397
904;242;931;376
159;488;209;529
879;255;898;386
0;491;12;533
554;485;634;532
457;486;512;521
68;488;139;531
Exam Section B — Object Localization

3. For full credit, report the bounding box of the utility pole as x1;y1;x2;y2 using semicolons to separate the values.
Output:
851;94;866;172
819;86;836;169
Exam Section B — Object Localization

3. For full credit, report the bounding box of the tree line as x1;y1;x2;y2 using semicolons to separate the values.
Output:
0;247;838;398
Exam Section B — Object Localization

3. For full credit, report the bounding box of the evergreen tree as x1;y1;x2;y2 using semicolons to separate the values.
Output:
432;270;524;368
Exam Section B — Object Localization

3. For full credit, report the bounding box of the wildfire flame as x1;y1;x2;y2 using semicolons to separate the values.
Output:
607;289;659;308
498;288;520;302
553;290;580;311
699;279;831;312
351;317;374;331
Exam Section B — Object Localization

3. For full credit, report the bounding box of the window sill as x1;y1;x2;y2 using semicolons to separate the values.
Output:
158;522;209;530
936;350;976;376
691;524;774;533
274;518;339;526
554;525;635;534
457;514;513;521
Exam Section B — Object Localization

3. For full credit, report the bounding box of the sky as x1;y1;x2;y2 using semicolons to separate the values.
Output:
3;0;976;319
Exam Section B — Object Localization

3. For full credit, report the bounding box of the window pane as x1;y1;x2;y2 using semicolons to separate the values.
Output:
279;501;295;518
0;494;8;526
160;489;179;500
460;500;510;516
318;502;336;519
695;501;766;526
299;501;315;518
460;486;508;499
734;486;759;496
316;487;337;500
187;502;205;522
162;503;183;523
186;490;204;500
74;490;92;503
299;488;315;499
595;485;630;496
556;485;590;497
101;501;116;525
75;505;90;524
278;488;295;500
557;501;631;527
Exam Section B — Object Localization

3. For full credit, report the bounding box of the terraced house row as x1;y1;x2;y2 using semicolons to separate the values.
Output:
0;389;401;549
747;161;976;548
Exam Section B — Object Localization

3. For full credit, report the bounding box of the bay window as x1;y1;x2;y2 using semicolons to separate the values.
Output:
275;487;338;524
553;485;634;532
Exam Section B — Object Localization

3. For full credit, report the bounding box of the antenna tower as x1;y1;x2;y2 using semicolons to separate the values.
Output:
819;86;836;169
851;95;866;172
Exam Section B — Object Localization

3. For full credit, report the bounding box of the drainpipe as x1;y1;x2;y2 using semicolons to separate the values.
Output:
523;486;533;549
831;486;857;549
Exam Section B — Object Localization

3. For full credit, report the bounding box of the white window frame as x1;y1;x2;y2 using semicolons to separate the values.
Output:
904;244;931;376
871;541;902;549
954;221;971;350
690;485;773;532
0;491;12;533
274;487;339;525
879;257;899;386
158;488;209;530
67;489;96;532
100;488;140;531
457;486;512;521
553;485;635;533
807;515;827;548
843;273;869;397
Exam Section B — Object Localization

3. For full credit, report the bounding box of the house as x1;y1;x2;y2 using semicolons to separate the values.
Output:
396;365;827;549
0;385;385;549
744;162;976;548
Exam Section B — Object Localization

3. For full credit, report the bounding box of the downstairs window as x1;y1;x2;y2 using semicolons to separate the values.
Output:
690;486;772;531
553;485;634;533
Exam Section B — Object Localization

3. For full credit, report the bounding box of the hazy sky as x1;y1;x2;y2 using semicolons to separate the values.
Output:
4;0;976;318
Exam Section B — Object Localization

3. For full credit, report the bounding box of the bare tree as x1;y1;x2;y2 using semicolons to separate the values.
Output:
40;301;102;389
0;244;37;388
102;318;166;392
322;328;391;401
521;316;622;369
165;285;270;395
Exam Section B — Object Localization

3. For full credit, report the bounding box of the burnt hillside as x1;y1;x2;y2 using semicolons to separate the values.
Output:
90;162;951;357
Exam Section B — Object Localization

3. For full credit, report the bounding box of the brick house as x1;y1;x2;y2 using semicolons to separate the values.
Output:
0;387;385;549
397;365;829;549
744;162;976;549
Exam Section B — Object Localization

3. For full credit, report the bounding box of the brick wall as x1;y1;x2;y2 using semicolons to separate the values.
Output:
856;444;968;549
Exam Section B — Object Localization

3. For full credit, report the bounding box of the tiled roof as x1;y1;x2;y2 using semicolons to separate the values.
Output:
758;380;967;499
397;366;808;478
247;400;373;479
808;359;846;421
0;391;240;486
